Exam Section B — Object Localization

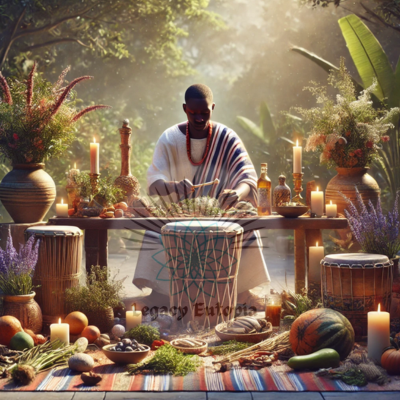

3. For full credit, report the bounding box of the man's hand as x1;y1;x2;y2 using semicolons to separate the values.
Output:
174;179;194;199
149;179;193;198
218;189;239;209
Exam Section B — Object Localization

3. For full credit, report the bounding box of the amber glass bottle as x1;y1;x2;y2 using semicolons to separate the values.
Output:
257;163;272;216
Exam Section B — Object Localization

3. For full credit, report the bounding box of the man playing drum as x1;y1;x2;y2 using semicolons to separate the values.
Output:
133;84;270;309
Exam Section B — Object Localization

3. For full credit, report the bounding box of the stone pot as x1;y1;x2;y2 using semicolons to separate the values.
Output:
0;163;56;223
2;291;43;334
325;167;380;216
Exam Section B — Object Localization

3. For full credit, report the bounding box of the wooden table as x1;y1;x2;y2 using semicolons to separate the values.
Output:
49;215;348;293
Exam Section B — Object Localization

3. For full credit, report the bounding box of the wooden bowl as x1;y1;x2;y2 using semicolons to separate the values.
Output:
170;339;208;354
102;344;150;364
215;322;273;343
275;206;309;218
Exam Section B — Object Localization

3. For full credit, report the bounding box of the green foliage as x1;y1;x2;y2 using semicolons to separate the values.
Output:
95;176;125;206
65;265;125;313
124;325;160;346
127;344;202;376
282;289;321;321
294;59;399;168
209;340;253;356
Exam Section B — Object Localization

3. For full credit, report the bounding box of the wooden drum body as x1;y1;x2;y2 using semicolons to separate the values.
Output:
321;253;393;338
161;221;243;329
26;225;83;325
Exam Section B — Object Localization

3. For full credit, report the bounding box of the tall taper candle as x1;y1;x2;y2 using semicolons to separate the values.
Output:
368;304;390;364
293;140;302;174
90;137;99;174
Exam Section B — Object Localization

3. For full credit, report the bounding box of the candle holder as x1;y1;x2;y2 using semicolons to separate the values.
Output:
89;173;100;195
292;172;304;204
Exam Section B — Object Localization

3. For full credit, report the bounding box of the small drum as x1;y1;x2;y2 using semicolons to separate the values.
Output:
26;226;83;325
321;253;393;338
161;220;243;329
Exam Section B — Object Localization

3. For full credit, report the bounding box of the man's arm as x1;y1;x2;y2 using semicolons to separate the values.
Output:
149;179;194;198
218;182;255;209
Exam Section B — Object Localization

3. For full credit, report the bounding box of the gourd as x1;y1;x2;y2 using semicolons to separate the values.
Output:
289;308;355;360
381;346;400;375
288;348;340;370
0;315;23;346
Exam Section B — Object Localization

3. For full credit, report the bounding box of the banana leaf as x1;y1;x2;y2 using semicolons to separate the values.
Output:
389;56;400;108
259;101;276;143
338;14;394;102
236;116;263;139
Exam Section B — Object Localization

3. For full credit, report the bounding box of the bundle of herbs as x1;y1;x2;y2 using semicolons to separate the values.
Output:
11;340;77;385
127;344;202;376
124;325;160;346
209;340;253;356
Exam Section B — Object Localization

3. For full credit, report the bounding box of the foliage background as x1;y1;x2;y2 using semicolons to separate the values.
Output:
0;0;399;222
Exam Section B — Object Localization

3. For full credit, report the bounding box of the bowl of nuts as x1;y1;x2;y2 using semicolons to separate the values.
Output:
102;338;150;364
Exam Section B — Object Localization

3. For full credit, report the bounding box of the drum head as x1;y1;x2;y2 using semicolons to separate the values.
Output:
26;225;82;236
161;220;243;234
323;253;389;266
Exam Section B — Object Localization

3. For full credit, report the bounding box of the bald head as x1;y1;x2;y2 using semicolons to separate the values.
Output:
185;84;213;104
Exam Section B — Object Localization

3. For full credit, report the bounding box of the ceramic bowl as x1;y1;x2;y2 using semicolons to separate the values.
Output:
215;322;273;343
275;206;309;218
170;339;208;354
102;344;150;364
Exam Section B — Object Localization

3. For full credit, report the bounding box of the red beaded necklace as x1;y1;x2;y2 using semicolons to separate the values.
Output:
186;120;213;166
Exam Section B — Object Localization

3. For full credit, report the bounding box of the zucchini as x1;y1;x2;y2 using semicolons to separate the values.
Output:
288;348;340;370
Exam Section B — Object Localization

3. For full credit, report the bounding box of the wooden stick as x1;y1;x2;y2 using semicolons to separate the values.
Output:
191;178;219;191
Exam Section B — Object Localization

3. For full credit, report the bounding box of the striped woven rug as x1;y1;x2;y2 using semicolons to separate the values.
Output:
1;359;400;392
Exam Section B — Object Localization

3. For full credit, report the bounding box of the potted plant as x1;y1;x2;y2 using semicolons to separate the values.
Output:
65;265;125;332
0;232;42;333
0;64;109;223
294;59;400;215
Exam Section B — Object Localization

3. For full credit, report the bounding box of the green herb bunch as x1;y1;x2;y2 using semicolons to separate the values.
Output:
282;289;321;321
294;58;400;168
209;340;253;356
124;325;160;346
0;64;109;164
127;344;202;376
65;265;125;313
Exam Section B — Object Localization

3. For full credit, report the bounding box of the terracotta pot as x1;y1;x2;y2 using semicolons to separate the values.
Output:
0;163;56;223
2;291;43;334
325;167;380;216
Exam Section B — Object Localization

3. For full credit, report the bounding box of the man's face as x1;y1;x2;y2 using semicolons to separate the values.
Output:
183;98;215;132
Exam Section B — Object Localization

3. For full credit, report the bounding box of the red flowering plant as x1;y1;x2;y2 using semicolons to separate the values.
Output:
293;59;399;168
0;64;110;164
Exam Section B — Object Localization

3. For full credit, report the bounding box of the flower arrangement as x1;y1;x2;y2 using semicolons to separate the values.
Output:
0;64;109;164
344;189;400;259
0;232;40;295
294;59;399;168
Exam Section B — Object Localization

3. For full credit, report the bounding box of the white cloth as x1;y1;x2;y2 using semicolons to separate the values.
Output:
133;122;270;295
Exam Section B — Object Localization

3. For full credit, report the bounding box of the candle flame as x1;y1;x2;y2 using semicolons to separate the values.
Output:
296;140;299;147
61;198;64;205
316;242;319;247
58;318;61;324
132;305;135;312
330;200;333;205
272;300;274;305
378;303;381;312
74;163;77;169
93;137;96;143
317;186;319;192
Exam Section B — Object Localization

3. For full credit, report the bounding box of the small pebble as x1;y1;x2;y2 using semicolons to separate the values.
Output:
125;346;134;352
68;354;94;372
112;324;125;338
74;337;89;353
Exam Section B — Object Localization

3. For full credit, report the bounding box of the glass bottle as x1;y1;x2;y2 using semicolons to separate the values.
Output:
273;175;291;208
257;163;272;216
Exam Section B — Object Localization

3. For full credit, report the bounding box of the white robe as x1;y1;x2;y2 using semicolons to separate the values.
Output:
133;123;270;295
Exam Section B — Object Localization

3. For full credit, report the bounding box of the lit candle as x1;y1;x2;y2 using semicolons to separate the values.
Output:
126;305;142;330
56;198;68;217
368;304;390;364
326;200;337;218
90;138;99;174
311;186;324;216
308;242;324;283
293;140;302;174
50;318;70;345
265;299;282;327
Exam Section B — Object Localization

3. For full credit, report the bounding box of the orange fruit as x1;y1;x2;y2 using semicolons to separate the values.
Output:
81;325;101;343
0;315;23;346
65;312;89;335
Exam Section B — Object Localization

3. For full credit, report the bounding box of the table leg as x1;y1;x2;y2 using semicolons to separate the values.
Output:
294;228;306;293
84;229;108;274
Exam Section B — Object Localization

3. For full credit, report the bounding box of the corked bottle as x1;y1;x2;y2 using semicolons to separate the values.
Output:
273;175;291;209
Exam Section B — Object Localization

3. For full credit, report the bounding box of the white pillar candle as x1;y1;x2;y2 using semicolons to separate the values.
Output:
126;305;142;330
368;304;390;364
56;198;68;217
311;187;324;216
326;200;337;218
90;138;99;174
308;242;324;283
293;140;302;174
50;318;70;345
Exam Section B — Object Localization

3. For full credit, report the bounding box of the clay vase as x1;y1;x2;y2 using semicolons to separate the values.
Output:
2;292;43;334
0;163;56;223
325;167;381;215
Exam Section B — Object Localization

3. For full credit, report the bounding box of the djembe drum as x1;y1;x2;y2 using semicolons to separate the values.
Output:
321;253;393;338
161;221;243;329
26;226;83;325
